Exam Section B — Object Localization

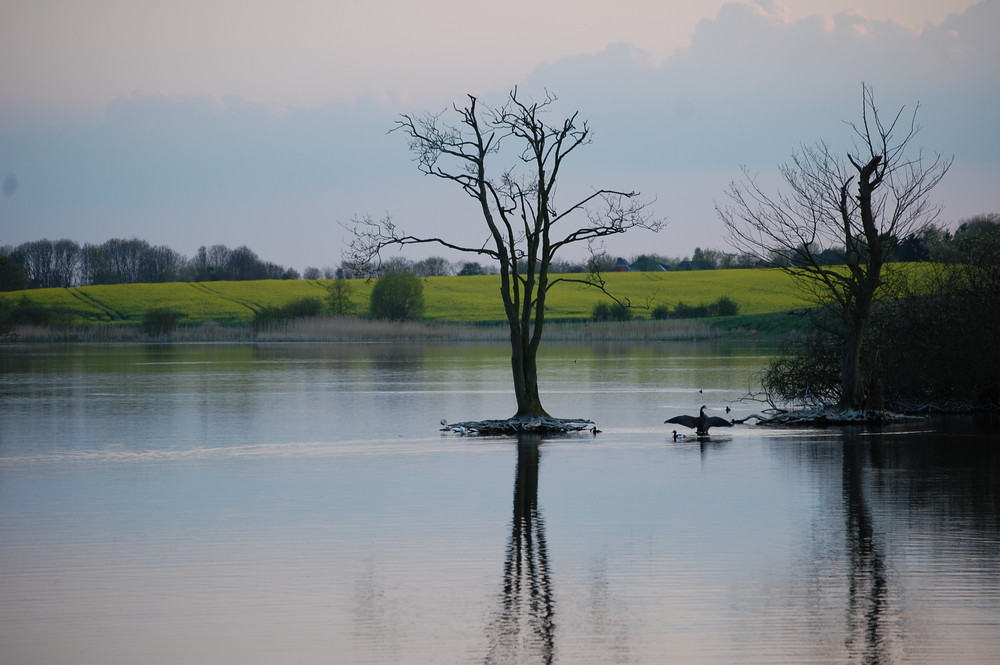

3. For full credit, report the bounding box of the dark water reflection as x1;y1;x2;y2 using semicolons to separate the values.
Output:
1;343;998;664
842;435;892;664
486;440;556;665
768;426;999;665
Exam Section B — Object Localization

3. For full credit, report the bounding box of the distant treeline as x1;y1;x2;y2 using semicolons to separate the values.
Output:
2;215;996;291
623;215;1000;272
0;239;300;290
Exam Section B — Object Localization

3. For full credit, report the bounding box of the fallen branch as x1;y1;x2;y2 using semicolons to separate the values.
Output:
753;408;922;426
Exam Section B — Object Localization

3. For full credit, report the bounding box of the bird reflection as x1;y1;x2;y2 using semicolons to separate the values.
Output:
843;436;891;664
485;438;556;665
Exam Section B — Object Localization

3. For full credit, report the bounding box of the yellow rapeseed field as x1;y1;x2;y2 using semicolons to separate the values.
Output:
421;269;814;321
3;268;814;326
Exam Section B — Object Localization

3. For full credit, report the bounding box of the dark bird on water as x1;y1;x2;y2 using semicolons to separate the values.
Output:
665;405;733;436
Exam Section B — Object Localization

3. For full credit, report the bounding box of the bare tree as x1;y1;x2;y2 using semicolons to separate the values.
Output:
719;83;951;411
12;239;59;288
51;239;81;287
205;244;232;279
103;238;151;284
412;256;454;277
346;89;661;431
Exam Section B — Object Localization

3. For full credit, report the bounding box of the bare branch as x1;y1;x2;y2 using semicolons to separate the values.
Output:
343;213;500;276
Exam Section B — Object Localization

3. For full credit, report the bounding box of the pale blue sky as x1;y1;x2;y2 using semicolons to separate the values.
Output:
1;0;996;271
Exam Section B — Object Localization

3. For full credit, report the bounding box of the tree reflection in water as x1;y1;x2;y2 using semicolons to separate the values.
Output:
485;439;556;665
843;435;891;664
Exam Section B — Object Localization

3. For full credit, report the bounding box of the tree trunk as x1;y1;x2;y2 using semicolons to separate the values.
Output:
839;275;878;411
514;354;548;418
837;155;884;412
840;327;866;410
510;324;550;419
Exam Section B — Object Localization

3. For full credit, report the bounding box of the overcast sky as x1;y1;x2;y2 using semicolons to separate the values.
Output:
2;0;997;271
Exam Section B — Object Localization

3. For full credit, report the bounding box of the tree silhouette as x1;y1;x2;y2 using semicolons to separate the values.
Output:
347;89;660;431
720;83;951;410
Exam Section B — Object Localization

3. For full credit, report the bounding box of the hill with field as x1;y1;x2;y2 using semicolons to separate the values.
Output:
2;269;812;328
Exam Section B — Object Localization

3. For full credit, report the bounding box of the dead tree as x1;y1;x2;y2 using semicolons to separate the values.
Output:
719;83;951;411
346;89;661;432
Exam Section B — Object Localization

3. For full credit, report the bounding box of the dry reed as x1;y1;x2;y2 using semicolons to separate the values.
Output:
6;315;745;344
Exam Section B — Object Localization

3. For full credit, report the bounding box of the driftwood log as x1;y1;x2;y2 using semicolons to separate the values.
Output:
441;416;594;436
752;408;922;426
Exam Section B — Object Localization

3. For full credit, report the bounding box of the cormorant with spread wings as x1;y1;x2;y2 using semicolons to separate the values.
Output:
665;405;733;436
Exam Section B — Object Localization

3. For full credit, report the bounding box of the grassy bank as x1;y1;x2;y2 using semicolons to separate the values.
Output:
2;269;812;326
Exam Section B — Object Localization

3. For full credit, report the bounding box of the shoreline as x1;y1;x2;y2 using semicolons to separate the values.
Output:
3;314;796;345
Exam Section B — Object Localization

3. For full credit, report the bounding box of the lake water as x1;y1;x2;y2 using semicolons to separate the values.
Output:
1;341;998;665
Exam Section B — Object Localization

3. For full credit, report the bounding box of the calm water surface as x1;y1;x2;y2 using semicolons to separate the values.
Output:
1;342;998;665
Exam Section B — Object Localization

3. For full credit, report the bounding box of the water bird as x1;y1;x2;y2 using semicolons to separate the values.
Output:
665;405;733;436
672;430;687;441
591;426;602;435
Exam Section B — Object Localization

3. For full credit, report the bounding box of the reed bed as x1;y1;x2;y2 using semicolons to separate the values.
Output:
254;317;500;342
6;316;742;344
256;317;725;342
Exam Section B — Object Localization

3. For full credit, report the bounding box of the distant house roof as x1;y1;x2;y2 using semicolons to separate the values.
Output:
614;257;630;271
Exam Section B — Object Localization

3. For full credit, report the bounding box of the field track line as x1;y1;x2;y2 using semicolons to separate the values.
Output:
188;282;261;313
68;288;126;321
